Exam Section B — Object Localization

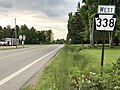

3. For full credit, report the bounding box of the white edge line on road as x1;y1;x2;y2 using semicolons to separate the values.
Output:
0;45;63;86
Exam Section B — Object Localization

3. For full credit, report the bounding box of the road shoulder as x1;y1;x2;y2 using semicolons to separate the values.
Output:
21;50;59;90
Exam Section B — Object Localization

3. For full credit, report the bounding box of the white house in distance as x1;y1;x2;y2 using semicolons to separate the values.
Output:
4;38;19;46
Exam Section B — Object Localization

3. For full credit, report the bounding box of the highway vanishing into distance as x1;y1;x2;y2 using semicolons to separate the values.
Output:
0;45;63;90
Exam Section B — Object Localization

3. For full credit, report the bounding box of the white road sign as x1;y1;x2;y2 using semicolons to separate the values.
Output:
98;5;115;14
19;35;22;41
95;14;116;31
23;35;26;41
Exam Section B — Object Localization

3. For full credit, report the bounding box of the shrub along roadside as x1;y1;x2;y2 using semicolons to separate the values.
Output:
23;45;120;90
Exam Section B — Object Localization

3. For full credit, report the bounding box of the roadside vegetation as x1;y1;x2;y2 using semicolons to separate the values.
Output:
0;25;66;45
67;0;120;48
23;45;120;90
0;25;54;44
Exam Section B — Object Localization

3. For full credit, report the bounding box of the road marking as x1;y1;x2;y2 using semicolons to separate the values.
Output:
0;48;43;60
0;45;63;86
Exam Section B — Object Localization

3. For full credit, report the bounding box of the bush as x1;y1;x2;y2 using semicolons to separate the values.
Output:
78;58;120;90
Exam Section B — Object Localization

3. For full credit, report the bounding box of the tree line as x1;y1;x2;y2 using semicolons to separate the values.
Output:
67;0;120;47
0;24;54;44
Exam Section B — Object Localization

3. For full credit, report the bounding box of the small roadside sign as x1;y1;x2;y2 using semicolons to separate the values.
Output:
19;35;22;41
94;14;116;31
23;35;26;41
98;5;115;14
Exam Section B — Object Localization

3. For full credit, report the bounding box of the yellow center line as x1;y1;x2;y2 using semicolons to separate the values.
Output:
0;48;41;60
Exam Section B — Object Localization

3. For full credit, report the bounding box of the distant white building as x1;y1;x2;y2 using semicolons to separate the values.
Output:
4;38;19;46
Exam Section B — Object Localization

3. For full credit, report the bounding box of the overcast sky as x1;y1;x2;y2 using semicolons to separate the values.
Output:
0;0;83;40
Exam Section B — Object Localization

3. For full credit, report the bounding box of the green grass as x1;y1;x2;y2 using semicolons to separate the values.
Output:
80;46;120;66
22;45;120;90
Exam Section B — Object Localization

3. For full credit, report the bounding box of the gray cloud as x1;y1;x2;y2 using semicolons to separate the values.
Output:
0;0;78;17
0;0;12;16
0;0;12;9
32;0;77;17
0;0;77;17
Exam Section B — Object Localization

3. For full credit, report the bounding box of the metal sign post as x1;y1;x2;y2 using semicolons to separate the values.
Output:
22;35;26;48
19;35;22;47
101;31;106;67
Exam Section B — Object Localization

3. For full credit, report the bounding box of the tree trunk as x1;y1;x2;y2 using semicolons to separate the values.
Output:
89;21;94;48
114;36;119;46
109;32;113;48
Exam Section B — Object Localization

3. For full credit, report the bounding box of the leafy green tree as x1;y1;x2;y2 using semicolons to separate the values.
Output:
45;29;53;43
67;3;84;44
16;25;20;38
81;0;120;47
29;27;38;44
0;26;4;40
38;31;44;44
79;5;89;44
67;12;73;43
3;25;14;38
114;17;120;45
0;24;54;44
55;39;65;44
39;31;46;44
82;0;100;47
37;30;53;44
19;24;30;44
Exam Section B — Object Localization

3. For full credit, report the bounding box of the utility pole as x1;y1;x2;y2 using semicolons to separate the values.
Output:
15;18;17;48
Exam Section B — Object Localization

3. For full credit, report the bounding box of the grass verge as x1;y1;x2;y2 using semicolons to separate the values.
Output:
22;45;120;90
80;46;120;67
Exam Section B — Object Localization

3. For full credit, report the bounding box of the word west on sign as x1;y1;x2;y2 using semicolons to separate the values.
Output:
98;5;115;14
94;14;116;31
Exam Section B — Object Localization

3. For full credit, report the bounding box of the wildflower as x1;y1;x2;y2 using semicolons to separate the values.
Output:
54;84;56;88
82;79;84;82
114;86;119;89
90;72;92;75
88;80;91;83
92;72;96;75
76;84;79;86
90;72;96;75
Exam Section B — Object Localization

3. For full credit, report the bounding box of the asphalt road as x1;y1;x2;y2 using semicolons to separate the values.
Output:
0;45;63;90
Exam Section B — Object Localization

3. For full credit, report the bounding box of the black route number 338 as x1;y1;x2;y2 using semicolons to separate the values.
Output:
96;18;114;27
94;14;116;31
